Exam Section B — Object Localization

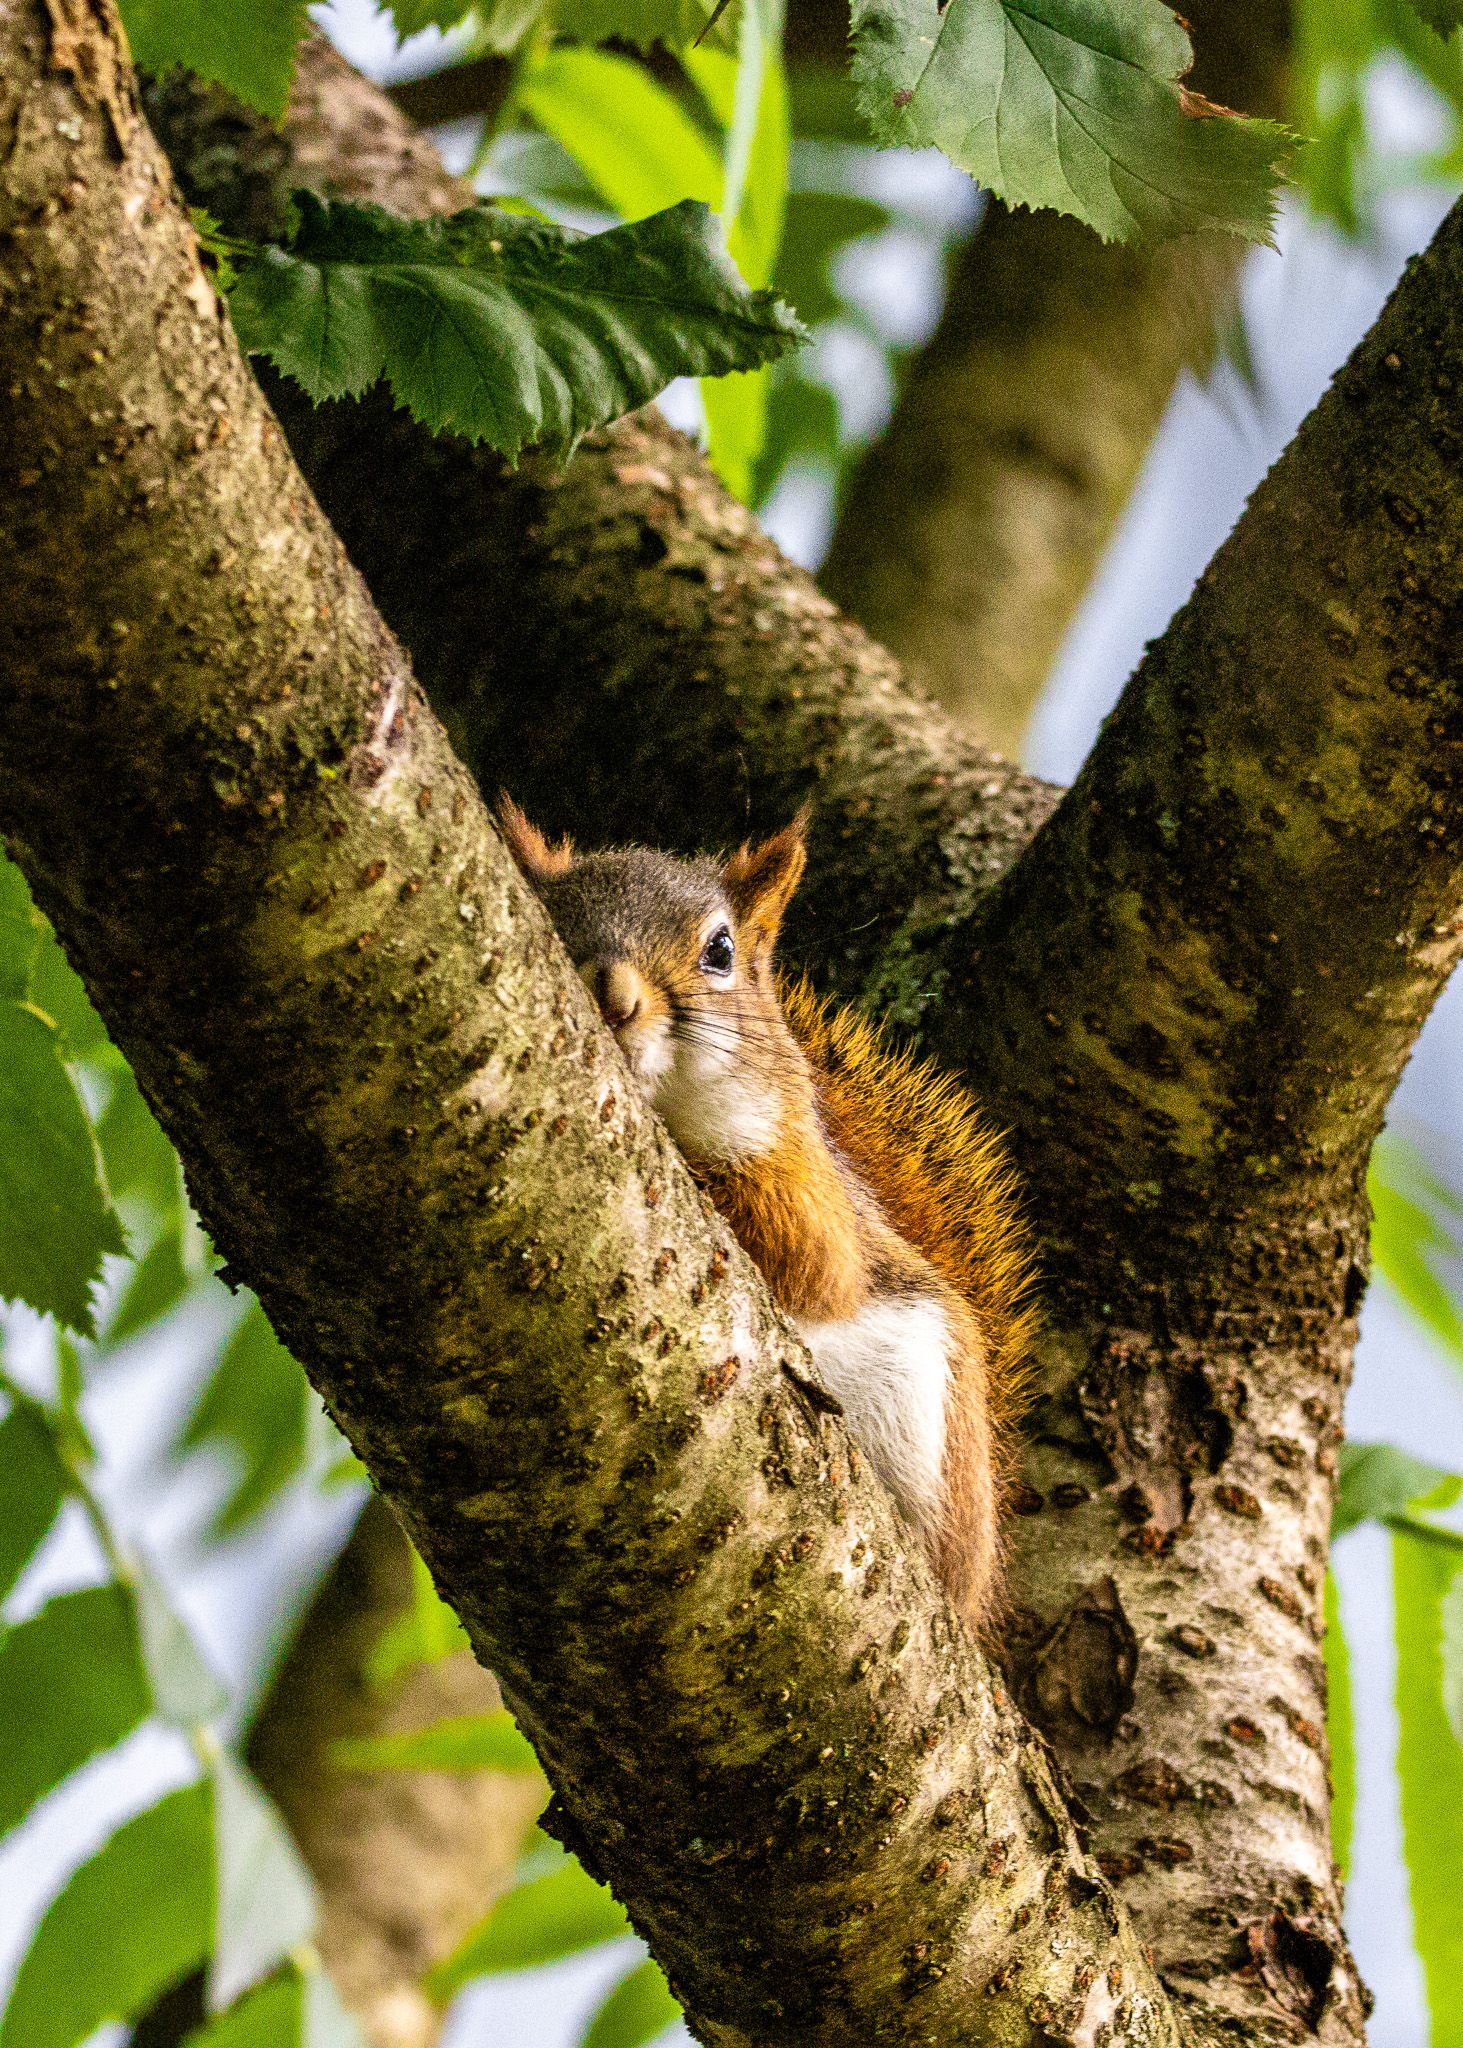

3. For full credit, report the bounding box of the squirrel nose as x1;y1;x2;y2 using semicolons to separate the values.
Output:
595;961;644;1030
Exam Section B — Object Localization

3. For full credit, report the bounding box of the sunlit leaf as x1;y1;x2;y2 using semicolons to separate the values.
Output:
848;0;1288;244
1394;1526;1463;2044
517;49;724;223
118;0;309;121
364;1544;470;1691
1324;1573;1355;1880
1369;1135;1463;1369
0;1399;66;1603
0;1001;126;1336
0;1781;213;2048
581;1956;681;2048
210;1753;318;2012
0;1585;150;1842
230;194;805;462
426;1854;630;1999
333;1709;544;1775
0;855;40;999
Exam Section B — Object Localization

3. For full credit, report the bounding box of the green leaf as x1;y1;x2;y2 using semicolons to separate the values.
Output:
1323;1573;1355;1880
0;1781;214;2048
182;1966;367;2048
1369;1135;1463;1368
388;0;477;31
132;1557;229;1726
118;0;310;122
210;1753;319;2011
0;1399;66;1602
105;1220;192;1345
518;50;724;223
848;0;1289;245
1394;1526;1463;2045
1334;1440;1463;1540
1443;1567;1463;1751
773;190;889;329
0;1585;151;1842
179;1303;312;1535
1407;0;1463;36
0;855;40;1000
0;1001;126;1336
332;1709;545;1776
426;1856;631;2000
364;1544;471;1691
230;194;805;462
581;1957;681;2048
550;0;739;51
93;1054;183;1217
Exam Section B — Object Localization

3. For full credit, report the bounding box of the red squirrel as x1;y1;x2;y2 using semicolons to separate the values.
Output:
499;801;1036;1630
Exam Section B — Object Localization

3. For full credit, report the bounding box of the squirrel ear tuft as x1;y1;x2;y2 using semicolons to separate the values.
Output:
496;795;575;887
722;807;810;948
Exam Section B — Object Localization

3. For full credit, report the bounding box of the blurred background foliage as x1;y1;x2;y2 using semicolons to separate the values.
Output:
4;0;1463;2044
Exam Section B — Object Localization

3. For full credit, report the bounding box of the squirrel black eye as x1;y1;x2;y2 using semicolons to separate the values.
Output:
699;925;735;977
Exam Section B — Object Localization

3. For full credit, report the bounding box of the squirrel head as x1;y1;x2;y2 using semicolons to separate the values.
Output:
497;798;811;1166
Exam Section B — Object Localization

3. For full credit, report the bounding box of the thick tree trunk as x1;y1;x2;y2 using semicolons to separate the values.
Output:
819;0;1292;754
1;8;1171;2043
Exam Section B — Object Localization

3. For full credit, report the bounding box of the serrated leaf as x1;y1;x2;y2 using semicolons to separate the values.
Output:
426;1856;630;2000
1394;1526;1463;2043
332;1708;545;1775
848;0;1289;245
0;1399;66;1602
210;1753;318;2012
1408;0;1463;35
0;855;40;999
550;0;739;51
1334;1440;1463;1540
105;1220;192;1345
0;1585;151;1842
0;1000;126;1336
1323;1573;1355;1880
118;0;310;122
581;1957;681;2048
229;194;805;461
0;1781;214;2048
132;1557;229;1726
388;0;477;31
179;1303;312;1535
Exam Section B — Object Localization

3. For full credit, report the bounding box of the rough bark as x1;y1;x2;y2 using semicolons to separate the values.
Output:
1;8;1170;2043
246;1500;543;2048
132;38;1463;2046
818;0;1292;754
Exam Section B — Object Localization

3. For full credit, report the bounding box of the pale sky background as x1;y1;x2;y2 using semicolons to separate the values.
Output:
3;10;1463;2046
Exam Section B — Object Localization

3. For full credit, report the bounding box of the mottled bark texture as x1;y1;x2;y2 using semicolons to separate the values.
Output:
246;1501;543;2048
134;35;1463;2048
0;9;1170;2045
819;0;1292;754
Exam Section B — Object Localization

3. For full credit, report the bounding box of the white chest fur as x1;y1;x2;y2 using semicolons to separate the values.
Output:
795;1295;952;1547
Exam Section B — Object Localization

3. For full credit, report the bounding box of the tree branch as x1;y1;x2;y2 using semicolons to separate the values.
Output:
1;7;1170;2041
819;0;1292;753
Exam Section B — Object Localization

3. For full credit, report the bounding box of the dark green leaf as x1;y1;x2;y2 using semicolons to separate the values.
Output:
581;1957;682;2048
0;1585;150;1842
0;1001;126;1335
0;1781;213;2048
0;1400;66;1602
1323;1573;1355;1879
105;1221;192;1346
388;0;476;30
773;190;889;329
229;194;806;461
1407;0;1463;36
752;369;840;504
1394;1526;1463;2041
551;0;739;51
848;0;1289;244
210;1753;318;2010
118;0;309;122
1333;1440;1463;1540
426;1856;630;1998
0;855;40;1000
132;1558;229;1726
180;1303;312;1535
332;1709;545;1775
